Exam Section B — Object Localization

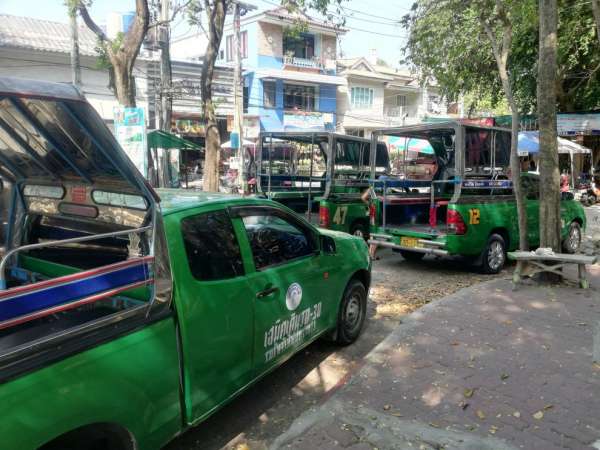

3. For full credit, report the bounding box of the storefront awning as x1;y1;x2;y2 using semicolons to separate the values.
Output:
147;130;202;151
254;69;347;86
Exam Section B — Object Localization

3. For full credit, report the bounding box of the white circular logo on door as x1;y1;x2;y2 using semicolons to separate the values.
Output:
286;283;302;311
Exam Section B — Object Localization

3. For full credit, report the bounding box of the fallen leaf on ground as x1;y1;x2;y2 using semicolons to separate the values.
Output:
476;410;486;420
383;404;391;411
533;411;544;420
513;411;521;418
501;373;510;380
543;404;554;410
464;388;475;398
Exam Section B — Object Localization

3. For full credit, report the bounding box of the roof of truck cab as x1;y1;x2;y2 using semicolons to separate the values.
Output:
157;189;270;215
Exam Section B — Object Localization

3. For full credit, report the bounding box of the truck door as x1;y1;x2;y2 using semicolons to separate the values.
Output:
170;208;254;423
233;206;333;375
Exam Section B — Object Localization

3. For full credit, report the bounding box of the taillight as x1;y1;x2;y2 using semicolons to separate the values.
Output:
319;205;330;228
446;209;467;235
369;203;376;226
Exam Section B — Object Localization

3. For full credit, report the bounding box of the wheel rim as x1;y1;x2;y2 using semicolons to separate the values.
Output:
344;294;362;333
487;241;505;271
569;225;581;250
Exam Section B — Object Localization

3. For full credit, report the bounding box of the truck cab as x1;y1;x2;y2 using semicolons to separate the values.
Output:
0;77;371;450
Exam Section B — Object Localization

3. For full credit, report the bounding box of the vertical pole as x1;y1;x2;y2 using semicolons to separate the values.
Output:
69;9;82;88
268;134;273;198
233;2;246;194
307;133;315;223
159;0;172;133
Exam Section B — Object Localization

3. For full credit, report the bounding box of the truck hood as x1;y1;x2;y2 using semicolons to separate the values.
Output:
0;76;157;204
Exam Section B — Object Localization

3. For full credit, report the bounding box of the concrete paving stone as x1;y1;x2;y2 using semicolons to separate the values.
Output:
272;266;600;450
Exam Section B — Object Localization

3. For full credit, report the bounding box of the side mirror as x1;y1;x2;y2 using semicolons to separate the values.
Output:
320;234;336;254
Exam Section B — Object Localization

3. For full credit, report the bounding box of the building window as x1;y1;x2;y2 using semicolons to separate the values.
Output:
263;80;276;108
396;95;406;108
219;49;225;60
225;31;248;61
283;33;315;59
351;87;374;108
284;84;316;111
243;84;249;113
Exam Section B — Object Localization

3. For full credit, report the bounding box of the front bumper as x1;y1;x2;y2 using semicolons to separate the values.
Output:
368;233;449;256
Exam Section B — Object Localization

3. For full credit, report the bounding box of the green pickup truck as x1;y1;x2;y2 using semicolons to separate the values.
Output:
368;123;586;273
254;132;389;239
0;77;371;450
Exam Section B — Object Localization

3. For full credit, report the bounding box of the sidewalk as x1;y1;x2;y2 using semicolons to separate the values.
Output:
272;265;600;450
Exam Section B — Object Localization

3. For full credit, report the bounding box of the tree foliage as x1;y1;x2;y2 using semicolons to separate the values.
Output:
402;0;600;113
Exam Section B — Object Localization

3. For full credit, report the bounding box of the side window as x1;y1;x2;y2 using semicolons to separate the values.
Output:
241;212;314;269
181;211;244;281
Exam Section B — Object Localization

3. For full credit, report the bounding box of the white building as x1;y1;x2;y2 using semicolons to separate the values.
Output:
0;14;233;134
336;56;456;137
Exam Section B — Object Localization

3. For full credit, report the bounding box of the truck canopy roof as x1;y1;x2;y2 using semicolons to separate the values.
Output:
0;76;157;203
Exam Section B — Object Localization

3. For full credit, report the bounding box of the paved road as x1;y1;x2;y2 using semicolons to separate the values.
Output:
165;250;503;450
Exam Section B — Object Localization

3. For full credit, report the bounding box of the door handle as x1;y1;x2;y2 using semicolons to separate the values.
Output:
256;286;279;299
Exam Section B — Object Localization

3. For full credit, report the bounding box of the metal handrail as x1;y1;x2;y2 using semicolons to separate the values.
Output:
0;225;152;289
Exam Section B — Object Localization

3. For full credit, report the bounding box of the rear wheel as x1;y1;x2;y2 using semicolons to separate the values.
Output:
480;234;506;274
350;221;369;241
562;221;581;254
335;280;367;345
399;250;425;262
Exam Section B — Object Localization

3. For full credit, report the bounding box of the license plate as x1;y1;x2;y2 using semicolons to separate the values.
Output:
400;237;422;248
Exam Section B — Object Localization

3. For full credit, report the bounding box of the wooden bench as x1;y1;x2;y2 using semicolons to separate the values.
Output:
508;251;597;289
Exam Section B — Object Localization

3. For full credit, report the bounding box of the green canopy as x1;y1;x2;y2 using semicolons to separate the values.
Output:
147;130;202;150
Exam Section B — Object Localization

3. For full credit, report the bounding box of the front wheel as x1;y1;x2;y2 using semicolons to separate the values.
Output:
480;234;506;274
334;280;367;345
562;221;582;254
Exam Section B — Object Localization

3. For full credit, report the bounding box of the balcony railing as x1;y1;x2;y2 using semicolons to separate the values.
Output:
283;55;323;69
384;106;406;117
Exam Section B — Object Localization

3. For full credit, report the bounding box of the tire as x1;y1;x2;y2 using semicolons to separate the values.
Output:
335;280;367;345
399;250;425;262
349;221;369;241
562;221;582;254
480;233;506;274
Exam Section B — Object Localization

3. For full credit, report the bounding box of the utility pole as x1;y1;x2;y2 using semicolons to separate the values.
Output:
159;0;172;132
233;1;245;193
69;6;82;88
232;1;256;194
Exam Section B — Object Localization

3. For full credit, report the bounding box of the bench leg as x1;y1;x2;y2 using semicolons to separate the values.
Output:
512;261;524;290
579;264;589;289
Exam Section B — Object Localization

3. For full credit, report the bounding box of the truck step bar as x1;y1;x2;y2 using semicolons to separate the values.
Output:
368;238;449;256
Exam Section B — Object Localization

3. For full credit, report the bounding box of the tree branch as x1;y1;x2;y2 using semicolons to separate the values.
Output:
78;2;110;44
121;0;150;64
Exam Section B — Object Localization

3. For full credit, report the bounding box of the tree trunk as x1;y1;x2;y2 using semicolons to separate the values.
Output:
70;12;82;88
113;61;137;107
159;0;172;132
538;0;561;252
592;0;600;46
481;15;528;251
201;0;227;192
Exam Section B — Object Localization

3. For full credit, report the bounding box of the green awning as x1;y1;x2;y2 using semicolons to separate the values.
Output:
147;130;202;150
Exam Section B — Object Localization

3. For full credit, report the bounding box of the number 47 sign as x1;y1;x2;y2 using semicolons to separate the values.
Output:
333;206;348;225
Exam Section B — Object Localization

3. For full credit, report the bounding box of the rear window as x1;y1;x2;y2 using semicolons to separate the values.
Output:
181;211;244;281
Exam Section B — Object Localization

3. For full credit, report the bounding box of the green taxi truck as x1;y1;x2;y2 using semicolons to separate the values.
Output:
0;77;371;450
367;122;586;273
254;132;389;239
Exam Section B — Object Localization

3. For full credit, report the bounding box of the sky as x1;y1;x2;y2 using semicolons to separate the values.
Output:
0;0;413;66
